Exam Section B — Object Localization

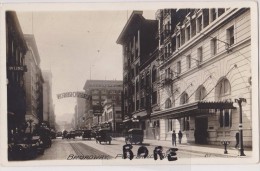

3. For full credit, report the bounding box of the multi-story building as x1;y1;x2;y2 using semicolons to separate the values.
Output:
100;98;123;133
116;11;159;138
6;11;28;136
152;8;251;147
42;70;55;129
83;80;123;129
74;93;86;129
24;34;44;130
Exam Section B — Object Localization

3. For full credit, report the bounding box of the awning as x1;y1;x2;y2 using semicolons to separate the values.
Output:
151;101;236;119
132;110;147;118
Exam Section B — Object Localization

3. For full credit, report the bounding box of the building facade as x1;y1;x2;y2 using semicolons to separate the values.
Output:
6;11;28;136
152;8;251;147
116;11;159;138
42;70;55;129
100;98;123;133
24;34;44;131
83;80;123;129
74;95;86;129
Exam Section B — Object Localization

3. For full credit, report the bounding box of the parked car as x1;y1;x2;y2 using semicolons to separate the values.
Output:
50;129;56;139
8;135;39;160
66;131;76;139
75;130;83;137
95;129;112;144
82;130;92;140
125;129;144;145
56;131;62;137
31;135;45;155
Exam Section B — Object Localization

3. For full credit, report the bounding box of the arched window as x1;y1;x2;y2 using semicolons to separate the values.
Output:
165;98;172;109
215;78;231;101
180;92;189;105
152;65;157;83
195;86;207;101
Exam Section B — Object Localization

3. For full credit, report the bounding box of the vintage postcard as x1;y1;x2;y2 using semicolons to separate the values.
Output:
0;1;259;167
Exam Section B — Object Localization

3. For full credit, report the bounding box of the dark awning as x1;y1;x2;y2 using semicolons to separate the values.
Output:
151;101;236;119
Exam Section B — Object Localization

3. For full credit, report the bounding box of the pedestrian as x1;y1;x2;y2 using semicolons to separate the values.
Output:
172;130;177;146
178;130;183;144
235;132;239;148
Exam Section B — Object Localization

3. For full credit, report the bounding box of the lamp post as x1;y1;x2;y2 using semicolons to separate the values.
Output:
234;97;246;156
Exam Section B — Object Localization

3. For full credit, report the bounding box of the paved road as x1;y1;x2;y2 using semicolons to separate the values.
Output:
36;137;204;160
36;137;112;160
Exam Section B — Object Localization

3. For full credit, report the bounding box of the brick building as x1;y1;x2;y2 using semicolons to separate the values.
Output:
83;80;123;129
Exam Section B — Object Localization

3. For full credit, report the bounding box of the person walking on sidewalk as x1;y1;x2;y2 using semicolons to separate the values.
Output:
178;130;183;144
235;132;239;148
172;130;177;146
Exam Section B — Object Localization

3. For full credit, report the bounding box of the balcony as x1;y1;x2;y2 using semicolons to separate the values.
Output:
159;72;177;86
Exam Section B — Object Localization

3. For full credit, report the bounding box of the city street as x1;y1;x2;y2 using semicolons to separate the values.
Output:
36;137;212;160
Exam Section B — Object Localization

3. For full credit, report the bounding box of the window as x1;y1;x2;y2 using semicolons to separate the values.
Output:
140;97;144;109
220;79;231;96
195;86;207;101
210;8;217;22
219;109;232;128
152;91;157;105
227;26;234;46
152;66;157;83
140;76;144;89
177;61;181;74
136;79;139;92
186;55;191;70
136;100;139;110
180;92;188;105
191;18;196;37
165;67;172;79
176;34;181;48
203;9;209;27
211;37;217;56
197;16;202;33
197;46;203;63
165;98;172;109
186;26;191;41
215;78;231;101
181;28;185;45
172;37;176;52
218;8;225;17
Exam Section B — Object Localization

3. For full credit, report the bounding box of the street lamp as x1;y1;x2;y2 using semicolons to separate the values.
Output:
234;97;247;156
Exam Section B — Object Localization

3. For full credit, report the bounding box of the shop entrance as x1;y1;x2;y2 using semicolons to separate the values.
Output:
194;117;208;144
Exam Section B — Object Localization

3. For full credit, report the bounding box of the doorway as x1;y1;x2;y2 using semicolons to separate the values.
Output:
194;117;208;144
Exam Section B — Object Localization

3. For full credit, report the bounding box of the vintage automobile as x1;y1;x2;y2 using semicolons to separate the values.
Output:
31;135;45;155
8;135;40;160
125;129;144;145
95;129;112;144
56;131;62;137
66;131;76;139
50;129;56;139
82;130;92;140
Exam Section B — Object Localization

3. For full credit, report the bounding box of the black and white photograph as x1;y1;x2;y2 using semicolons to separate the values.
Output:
0;1;259;166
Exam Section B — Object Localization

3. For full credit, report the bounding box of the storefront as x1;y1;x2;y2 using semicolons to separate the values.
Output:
151;101;236;145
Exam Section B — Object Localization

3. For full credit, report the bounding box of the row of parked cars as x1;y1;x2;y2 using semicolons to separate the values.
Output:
8;127;53;160
57;128;144;145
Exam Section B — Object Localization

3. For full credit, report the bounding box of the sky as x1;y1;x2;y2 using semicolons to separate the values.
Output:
17;10;156;123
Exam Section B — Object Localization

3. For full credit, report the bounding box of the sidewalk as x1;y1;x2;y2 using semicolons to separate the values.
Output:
113;137;252;158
